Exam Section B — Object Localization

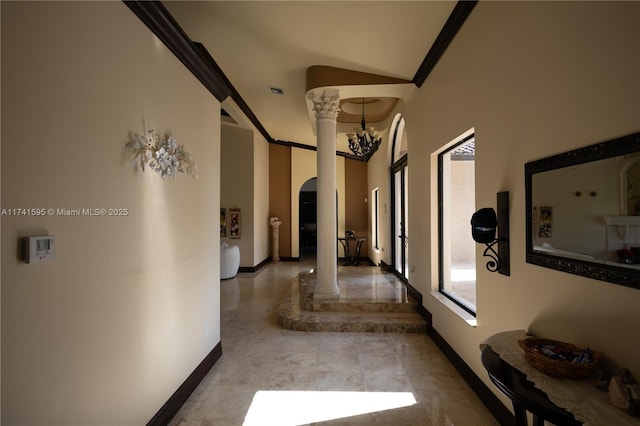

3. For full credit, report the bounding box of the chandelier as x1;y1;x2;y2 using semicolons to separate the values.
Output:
346;98;382;161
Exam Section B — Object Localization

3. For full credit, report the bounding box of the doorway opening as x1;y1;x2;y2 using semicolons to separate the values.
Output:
390;114;409;281
299;178;317;262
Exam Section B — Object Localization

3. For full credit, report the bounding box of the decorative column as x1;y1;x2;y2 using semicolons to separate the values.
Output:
312;90;340;299
270;217;282;262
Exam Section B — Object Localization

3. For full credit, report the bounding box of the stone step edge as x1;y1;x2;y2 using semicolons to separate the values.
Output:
303;300;419;313
276;309;427;333
301;282;420;314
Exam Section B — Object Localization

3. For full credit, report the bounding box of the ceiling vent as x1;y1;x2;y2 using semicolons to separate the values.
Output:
269;87;284;95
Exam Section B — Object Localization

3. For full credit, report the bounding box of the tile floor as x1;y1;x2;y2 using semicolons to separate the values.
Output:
276;266;427;333
169;260;499;426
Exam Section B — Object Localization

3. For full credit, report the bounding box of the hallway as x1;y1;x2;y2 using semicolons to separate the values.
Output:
170;261;499;425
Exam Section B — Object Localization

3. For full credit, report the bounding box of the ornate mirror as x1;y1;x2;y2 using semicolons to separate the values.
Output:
525;131;640;289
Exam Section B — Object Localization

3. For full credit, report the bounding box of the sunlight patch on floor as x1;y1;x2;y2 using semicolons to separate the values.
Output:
243;390;417;426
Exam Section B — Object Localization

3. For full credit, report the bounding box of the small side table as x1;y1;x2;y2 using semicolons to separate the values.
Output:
481;346;582;426
338;237;367;266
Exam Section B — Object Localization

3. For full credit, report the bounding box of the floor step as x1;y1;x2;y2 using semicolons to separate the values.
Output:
303;299;419;313
277;310;427;333
276;270;428;333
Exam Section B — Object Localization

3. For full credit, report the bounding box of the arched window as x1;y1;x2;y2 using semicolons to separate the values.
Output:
390;113;407;165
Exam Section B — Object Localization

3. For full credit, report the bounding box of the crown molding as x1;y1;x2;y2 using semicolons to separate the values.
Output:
413;0;478;88
193;43;274;143
124;1;231;102
272;140;364;162
124;1;274;143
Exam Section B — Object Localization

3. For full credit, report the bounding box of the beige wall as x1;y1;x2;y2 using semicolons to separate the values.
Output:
269;144;292;257
1;2;221;424
220;120;269;268
377;0;640;406
345;158;369;258
221;123;254;267
367;127;393;267
253;131;270;264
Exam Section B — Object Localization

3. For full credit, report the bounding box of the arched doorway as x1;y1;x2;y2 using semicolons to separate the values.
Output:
390;114;409;281
299;177;317;262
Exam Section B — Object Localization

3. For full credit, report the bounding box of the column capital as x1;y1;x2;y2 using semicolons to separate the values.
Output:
312;91;340;119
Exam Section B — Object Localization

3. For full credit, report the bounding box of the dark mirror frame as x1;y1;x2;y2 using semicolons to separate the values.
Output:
525;131;640;289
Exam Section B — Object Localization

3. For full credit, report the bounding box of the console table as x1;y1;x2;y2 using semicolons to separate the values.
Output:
482;346;581;425
481;330;640;426
338;237;367;266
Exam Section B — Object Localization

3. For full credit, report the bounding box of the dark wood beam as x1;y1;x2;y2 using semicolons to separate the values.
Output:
124;1;275;143
413;0;478;87
124;1;231;102
272;139;367;162
193;42;274;143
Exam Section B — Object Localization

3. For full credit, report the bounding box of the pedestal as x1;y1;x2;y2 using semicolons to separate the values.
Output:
270;219;282;261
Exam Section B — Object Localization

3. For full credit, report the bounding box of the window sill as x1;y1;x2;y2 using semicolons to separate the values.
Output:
430;292;477;327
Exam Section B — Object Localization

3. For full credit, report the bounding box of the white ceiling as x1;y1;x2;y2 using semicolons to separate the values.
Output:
164;1;458;152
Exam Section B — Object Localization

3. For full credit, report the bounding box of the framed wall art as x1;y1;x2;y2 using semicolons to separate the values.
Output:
220;208;227;237
538;206;553;238
229;208;241;239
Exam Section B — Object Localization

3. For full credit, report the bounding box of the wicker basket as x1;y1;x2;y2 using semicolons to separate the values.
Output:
518;337;600;379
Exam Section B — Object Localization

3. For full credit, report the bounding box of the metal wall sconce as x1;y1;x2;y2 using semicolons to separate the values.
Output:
470;191;510;276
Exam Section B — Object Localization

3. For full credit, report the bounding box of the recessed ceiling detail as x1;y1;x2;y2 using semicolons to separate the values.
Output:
338;98;398;124
306;66;411;93
305;65;415;136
